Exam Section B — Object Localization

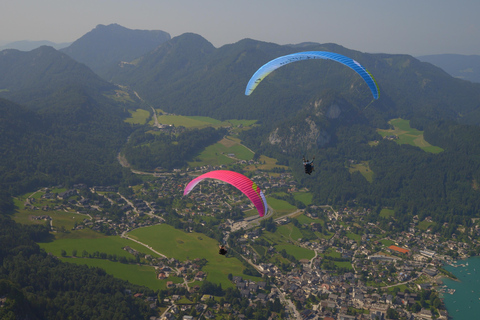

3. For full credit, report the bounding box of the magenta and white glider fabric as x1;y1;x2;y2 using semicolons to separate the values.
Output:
184;170;268;217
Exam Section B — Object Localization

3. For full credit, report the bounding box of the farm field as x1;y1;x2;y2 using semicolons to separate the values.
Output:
275;244;315;261
155;114;256;130
244;155;289;172
380;208;395;218
39;236;158;259
127;224;262;287
348;161;374;182
377;118;444;153
188;136;254;167
293;192;313;206
59;257;166;291
266;197;297;217
125;109;150;124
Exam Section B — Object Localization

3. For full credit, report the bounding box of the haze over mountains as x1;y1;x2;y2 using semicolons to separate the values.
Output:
1;24;480;193
417;54;480;84
2;23;480;319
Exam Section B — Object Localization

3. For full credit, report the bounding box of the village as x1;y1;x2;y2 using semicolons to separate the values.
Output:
22;167;480;320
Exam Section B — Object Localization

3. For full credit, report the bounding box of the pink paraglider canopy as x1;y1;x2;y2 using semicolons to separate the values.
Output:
184;170;268;217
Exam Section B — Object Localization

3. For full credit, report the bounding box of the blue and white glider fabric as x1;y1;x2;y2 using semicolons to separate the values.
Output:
245;51;380;100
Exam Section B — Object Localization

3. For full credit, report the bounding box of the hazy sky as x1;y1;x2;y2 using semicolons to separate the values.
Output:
2;0;479;56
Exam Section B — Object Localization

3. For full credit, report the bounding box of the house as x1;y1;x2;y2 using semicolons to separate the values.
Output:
388;245;410;255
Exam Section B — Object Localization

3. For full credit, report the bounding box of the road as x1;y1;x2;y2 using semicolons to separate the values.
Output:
272;284;302;320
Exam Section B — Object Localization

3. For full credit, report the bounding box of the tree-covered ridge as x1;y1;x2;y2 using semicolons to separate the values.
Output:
0;46;114;108
0;90;137;195
0;213;155;319
123;126;227;171
106;33;480;125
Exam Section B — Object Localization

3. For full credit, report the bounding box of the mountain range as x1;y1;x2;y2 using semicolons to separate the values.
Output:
0;40;71;51
1;23;480;211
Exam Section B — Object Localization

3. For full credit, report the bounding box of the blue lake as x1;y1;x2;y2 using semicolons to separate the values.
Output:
441;256;480;319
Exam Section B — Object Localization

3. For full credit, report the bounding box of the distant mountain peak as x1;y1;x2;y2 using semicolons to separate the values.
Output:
61;23;171;76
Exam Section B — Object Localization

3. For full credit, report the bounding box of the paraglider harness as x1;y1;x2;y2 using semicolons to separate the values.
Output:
303;156;315;175
219;245;228;255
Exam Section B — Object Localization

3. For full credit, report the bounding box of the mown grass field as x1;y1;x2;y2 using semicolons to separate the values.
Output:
293;192;313;206
39;236;158;259
377;118;444;153
244;155;289;172
266;197;297;217
188;136;254;167
275;244;315;260
348;161;374;182
59;257;167;291
125;109;150;125
127;224;262;287
155;114;256;130
380;208;395;218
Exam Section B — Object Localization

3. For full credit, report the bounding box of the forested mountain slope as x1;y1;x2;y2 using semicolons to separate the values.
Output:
0;46;114;108
61;23;171;76
106;33;480;126
0;47;141;195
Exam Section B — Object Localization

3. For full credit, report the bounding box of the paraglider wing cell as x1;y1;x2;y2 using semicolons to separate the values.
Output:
184;170;268;217
245;51;379;99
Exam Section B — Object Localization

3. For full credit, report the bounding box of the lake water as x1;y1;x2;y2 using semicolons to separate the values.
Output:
441;256;480;319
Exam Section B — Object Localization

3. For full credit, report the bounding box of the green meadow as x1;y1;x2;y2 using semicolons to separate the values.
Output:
380;208;395;218
377;118;444;153
155;114;256;130
348;161;374;182
39;236;157;259
274;244;315;261
127;224;262;287
125;109;150;124
188;136;254;167
266;197;297;216
59;257;166;291
244;155;289;172
293;192;313;206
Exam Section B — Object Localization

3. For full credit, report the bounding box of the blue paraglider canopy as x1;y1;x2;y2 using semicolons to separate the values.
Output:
245;51;380;100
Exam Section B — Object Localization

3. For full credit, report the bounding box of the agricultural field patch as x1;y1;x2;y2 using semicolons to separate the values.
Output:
266;197;297;216
60;257;165;291
379;239;395;247
155;115;256;130
188;136;254;167
275;244;315;261
244;155;289;172
293;192;313;206
348;161;374;182
380;208;395;218
39;236;156;259
127;224;261;286
376;118;444;153
125;109;150;124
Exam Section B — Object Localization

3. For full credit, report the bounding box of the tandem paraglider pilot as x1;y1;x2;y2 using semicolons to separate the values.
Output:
303;156;315;175
219;245;228;256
